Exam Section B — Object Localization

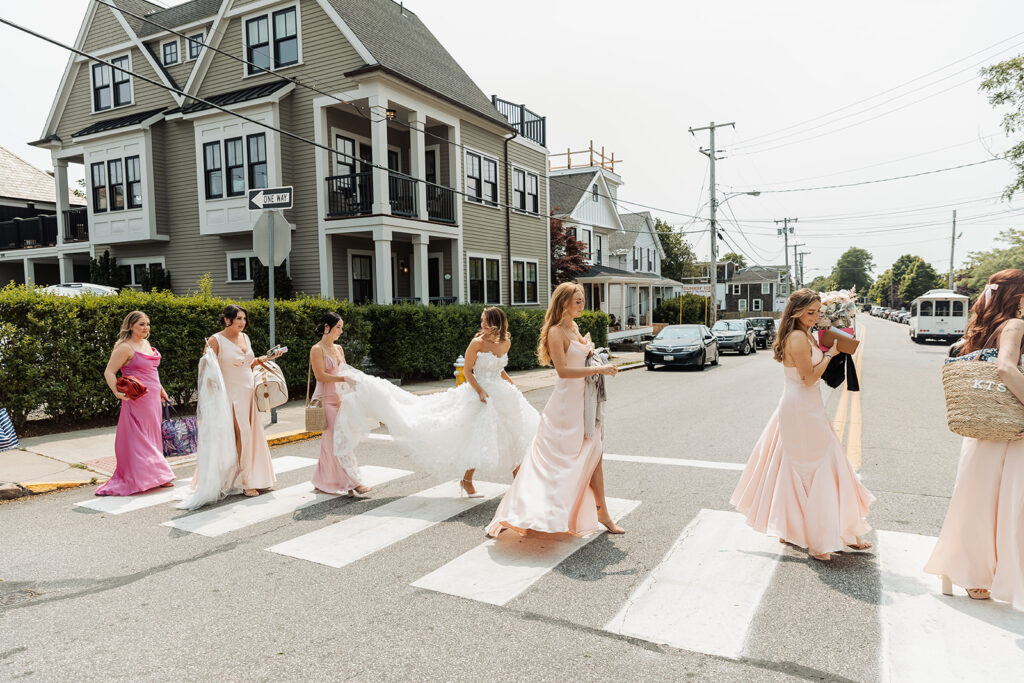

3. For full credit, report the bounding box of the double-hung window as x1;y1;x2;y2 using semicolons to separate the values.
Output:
732;284;742;295
512;168;525;211
633;247;639;270
90;163;107;213
512;259;539;304
92;63;110;111
481;157;497;205
107;159;124;211
125;156;142;209
225;138;245;197
647;249;652;271
203;142;223;199
592;184;598;202
761;282;771;294
246;6;299;75
162;40;179;66
187;33;204;60
468;256;501;304
227;253;262;283
247;134;268;189
465;152;481;201
92;56;132;112
526;172;539;213
464;151;498;205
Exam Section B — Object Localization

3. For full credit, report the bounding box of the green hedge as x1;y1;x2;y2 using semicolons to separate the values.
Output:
0;285;608;428
653;294;711;325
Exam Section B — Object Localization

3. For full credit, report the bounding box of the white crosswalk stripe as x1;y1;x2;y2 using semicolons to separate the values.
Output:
411;497;639;606
73;455;317;515
162;465;412;537
604;508;782;658
267;480;507;568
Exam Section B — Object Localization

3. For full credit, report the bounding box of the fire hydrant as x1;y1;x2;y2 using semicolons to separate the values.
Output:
453;355;466;386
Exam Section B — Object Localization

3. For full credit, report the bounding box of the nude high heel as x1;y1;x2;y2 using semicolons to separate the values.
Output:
459;479;484;498
941;575;953;596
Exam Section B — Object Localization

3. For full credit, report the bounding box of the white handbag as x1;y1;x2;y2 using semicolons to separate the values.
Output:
253;359;288;412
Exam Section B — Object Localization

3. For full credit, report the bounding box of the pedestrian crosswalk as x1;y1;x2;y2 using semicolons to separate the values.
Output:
70;459;1024;680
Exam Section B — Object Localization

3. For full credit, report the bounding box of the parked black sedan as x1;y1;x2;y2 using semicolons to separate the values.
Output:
645;324;720;371
712;319;757;355
745;317;776;349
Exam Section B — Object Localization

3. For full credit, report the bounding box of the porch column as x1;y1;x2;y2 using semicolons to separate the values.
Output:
619;283;626;327
648;284;654;325
58;253;73;283
635;284;641;326
23;258;34;285
369;96;391;215
409;110;429;221
53;158;69;246
412;234;429;304
373;226;393;304
452;238;463;302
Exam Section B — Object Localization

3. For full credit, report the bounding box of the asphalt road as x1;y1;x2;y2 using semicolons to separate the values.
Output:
1;315;1018;682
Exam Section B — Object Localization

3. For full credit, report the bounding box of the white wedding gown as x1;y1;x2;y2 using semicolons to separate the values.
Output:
334;352;540;480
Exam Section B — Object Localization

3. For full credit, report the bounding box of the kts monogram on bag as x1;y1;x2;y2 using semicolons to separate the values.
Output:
942;348;1024;440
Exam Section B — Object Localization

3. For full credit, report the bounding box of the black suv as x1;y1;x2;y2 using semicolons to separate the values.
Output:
745;317;776;350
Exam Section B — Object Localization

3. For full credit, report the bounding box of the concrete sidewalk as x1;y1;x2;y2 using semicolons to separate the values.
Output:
0;351;644;500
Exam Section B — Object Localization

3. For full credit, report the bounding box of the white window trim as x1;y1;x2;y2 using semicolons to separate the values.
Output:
752;298;763;311
511;257;540;305
225;250;259;283
330;127;400;174
466;251;502;305
119;257;166;287
241;3;304;79
463;147;500;209
347;248;375;303
732;284;741;295
428;250;444;298
161;38;180;66
186;32;205;61
738;299;748;312
761;282;771;294
90;51;134;114
510;164;541;216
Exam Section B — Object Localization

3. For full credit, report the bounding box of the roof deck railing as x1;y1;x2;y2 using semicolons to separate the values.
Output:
492;96;546;147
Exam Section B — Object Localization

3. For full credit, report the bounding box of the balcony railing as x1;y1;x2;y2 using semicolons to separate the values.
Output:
388;172;417;218
0;214;58;251
427;185;456;224
492;96;547;147
63;208;89;243
326;172;373;217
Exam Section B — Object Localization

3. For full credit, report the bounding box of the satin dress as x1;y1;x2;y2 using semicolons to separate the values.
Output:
310;348;364;494
215;332;275;491
487;339;603;537
96;347;174;495
730;337;875;555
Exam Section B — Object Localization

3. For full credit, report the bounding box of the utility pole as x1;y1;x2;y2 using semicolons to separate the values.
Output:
790;243;805;288
948;209;957;290
798;251;811;288
775;217;798;296
690;121;735;326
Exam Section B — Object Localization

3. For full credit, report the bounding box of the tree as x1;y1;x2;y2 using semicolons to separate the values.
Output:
829;247;874;292
868;269;893;305
653;218;702;281
899;260;942;303
807;274;835;293
252;260;294;300
550;214;589;287
89;250;127;288
719;252;747;268
960;229;1024;295
139;265;172;292
980;55;1024;200
653;294;707;325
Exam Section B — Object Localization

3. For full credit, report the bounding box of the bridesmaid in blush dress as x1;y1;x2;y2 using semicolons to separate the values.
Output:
487;282;622;537
730;288;874;561
926;269;1024;609
309;312;371;496
97;311;174;495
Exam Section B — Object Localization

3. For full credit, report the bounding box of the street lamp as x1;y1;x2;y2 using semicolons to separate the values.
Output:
708;190;760;325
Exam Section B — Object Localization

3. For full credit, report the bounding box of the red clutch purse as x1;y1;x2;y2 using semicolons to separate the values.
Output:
116;375;148;400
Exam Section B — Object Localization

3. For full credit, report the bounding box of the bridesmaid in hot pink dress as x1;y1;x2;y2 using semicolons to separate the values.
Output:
309;312;371;496
97;311;174;495
487;283;621;537
730;289;874;561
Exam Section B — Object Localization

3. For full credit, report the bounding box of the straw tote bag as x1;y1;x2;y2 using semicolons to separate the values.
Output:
942;346;1024;440
305;363;326;433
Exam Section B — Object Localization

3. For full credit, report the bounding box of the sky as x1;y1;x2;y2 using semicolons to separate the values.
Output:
2;0;1023;284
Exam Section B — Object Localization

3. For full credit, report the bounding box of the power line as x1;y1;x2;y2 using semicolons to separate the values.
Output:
745;158;1003;194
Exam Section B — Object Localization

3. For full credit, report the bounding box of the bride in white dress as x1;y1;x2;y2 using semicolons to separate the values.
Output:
332;307;540;493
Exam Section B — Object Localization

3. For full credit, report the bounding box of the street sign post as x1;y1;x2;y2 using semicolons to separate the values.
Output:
250;187;294;424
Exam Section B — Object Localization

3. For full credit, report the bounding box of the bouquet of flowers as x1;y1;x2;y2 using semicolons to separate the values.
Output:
817;288;858;329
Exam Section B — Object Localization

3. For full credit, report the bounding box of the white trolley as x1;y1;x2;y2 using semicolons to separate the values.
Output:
909;288;969;344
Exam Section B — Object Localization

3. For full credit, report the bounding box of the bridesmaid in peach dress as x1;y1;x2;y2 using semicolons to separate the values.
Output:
926;269;1024;609
487;282;622;537
309;312;371;496
730;288;874;561
97;311;174;495
204;305;281;497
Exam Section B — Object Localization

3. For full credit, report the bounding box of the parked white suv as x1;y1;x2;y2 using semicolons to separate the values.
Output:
40;283;119;297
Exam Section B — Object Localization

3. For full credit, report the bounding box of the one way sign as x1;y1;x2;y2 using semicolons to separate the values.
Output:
248;186;293;211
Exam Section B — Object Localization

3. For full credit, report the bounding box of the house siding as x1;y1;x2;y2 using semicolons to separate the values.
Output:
82;3;131;53
459;120;510;303
507;139;549;304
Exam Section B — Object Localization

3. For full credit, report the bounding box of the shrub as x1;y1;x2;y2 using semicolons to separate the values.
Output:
654;294;709;325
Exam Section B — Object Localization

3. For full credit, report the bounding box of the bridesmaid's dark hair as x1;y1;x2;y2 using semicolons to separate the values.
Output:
316;312;343;336
220;304;248;329
961;269;1024;354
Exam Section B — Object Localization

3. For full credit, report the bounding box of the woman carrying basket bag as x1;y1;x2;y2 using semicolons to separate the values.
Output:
926;269;1024;610
308;313;371;496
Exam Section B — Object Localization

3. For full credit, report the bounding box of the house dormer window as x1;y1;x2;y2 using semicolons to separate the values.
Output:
162;40;179;66
592;184;598;202
245;6;300;75
92;55;132;112
187;33;204;60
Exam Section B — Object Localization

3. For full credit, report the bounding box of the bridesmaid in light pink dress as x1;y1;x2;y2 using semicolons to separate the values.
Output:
205;305;280;497
309;313;371;496
730;288;874;561
926;269;1024;608
97;311;174;495
487;282;621;537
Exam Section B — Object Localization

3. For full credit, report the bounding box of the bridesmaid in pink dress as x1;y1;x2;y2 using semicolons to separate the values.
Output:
926;269;1024;608
309;312;371;496
97;311;174;495
730;288;874;561
205;305;281;497
487;282;622;537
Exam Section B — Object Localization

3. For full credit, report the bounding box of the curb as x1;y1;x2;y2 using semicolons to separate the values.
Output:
1;479;99;500
267;429;321;447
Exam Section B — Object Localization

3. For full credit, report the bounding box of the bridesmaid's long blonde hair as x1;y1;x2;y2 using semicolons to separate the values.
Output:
772;289;820;363
117;311;149;343
538;282;583;366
